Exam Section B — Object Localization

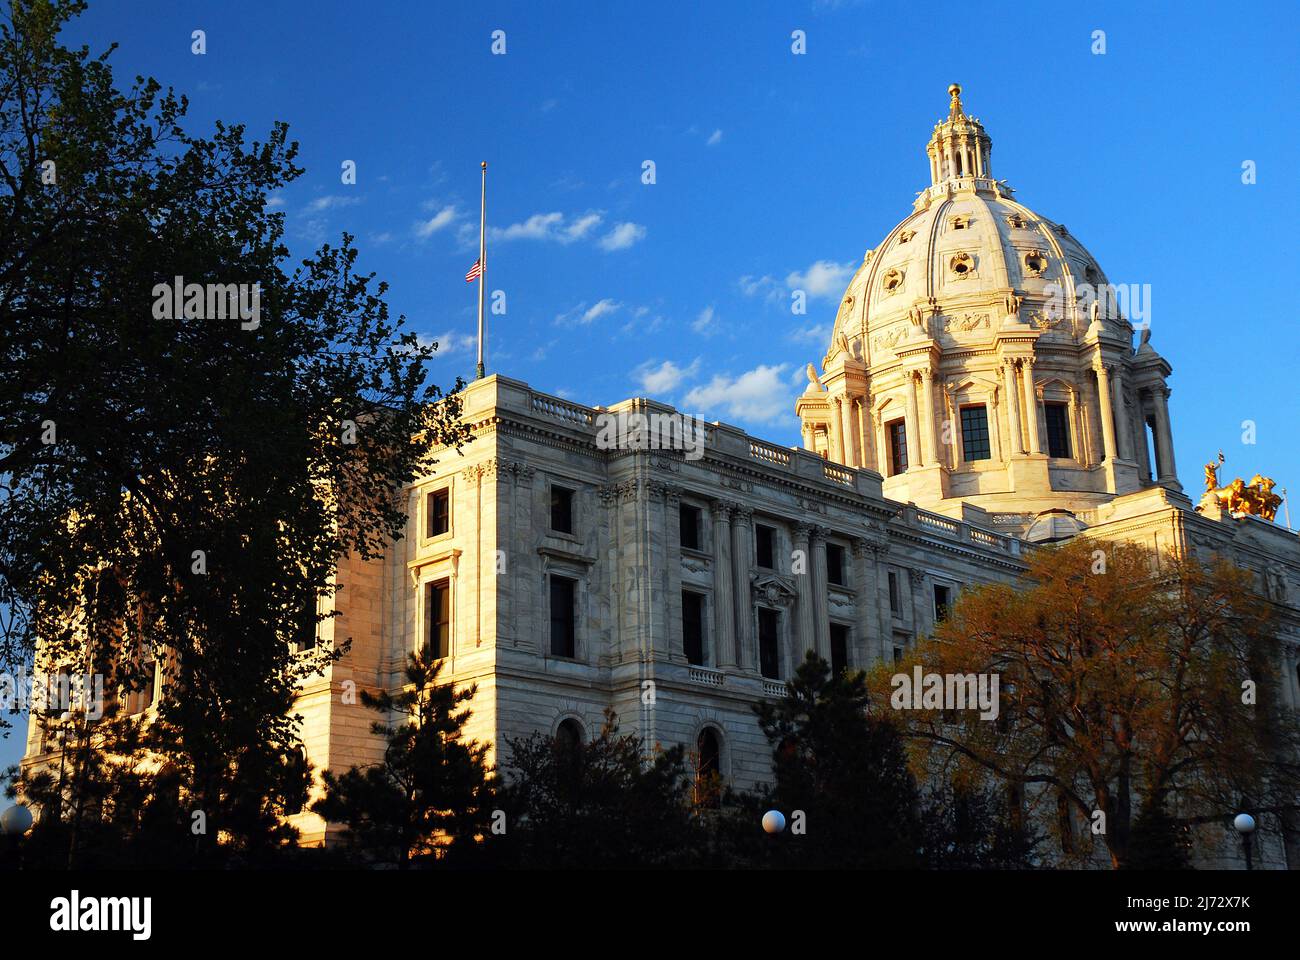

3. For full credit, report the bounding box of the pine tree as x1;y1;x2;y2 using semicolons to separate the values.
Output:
754;652;924;868
313;651;492;868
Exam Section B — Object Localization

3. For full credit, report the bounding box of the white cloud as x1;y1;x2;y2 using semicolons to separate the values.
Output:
707;129;723;146
790;323;830;342
565;213;604;243
635;358;701;394
599;221;647;252
683;364;794;425
422;330;477;355
491;211;606;244
265;194;286;209
415;205;459;239
739;260;857;304
785;260;856;299
556;298;620;327
305;195;360;213
692;305;718;334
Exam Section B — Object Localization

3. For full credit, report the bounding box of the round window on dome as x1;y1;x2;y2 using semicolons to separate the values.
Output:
948;252;973;278
1024;250;1047;276
882;268;904;294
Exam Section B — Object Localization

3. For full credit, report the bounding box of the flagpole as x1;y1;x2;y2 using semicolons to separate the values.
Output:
476;161;487;380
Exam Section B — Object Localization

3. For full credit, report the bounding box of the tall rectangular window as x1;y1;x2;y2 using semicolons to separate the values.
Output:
1045;403;1071;459
934;583;952;623
758;609;781;680
755;524;776;569
826;543;846;586
550;485;574;534
680;503;702;551
887;419;908;475
549;575;577;658
682;590;706;666
829;623;849;676
425;579;450;659
960;405;991;462
888;570;900;615
427;488;450;538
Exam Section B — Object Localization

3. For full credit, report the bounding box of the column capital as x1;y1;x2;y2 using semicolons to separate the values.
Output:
792;520;814;543
710;498;738;521
907;566;926;588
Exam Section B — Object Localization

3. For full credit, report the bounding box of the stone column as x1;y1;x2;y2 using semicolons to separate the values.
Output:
872;409;887;474
851;538;876;669
1002;360;1024;455
710;501;736;669
810;525;830;662
855;399;874;473
730;506;754;671
1153;386;1177;481
908;566;927;638
874;542;894;662
1022;359;1042;454
840;393;859;467
829;397;845;464
921;367;940;466
906;371;923;468
792;522;816;659
664;486;684;662
1110;364;1131;460
800;422;814;451
1095;363;1118;461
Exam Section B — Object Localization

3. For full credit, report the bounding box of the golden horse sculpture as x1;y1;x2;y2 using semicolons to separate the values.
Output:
1201;456;1282;521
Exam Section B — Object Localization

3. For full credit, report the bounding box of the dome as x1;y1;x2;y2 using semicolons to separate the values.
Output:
796;85;1182;532
826;85;1118;366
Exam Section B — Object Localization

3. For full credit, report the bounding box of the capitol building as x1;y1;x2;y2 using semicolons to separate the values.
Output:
24;87;1300;867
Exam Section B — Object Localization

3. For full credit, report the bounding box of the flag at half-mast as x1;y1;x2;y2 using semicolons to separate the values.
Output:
465;259;482;282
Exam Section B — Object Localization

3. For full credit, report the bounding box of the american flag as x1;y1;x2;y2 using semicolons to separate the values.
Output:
465;259;482;282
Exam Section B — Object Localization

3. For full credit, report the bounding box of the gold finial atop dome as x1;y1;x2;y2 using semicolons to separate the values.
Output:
948;83;964;120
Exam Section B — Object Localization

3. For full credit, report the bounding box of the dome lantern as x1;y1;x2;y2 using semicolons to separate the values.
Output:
926;83;993;186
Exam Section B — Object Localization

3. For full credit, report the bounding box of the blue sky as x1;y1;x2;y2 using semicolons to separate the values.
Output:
3;1;1297;769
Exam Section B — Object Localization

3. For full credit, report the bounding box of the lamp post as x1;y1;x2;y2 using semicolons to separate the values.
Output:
1233;813;1256;870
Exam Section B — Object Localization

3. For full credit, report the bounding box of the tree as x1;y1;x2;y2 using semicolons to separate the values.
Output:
753;652;924;868
0;0;468;856
312;651;492;868
493;709;701;868
870;538;1299;869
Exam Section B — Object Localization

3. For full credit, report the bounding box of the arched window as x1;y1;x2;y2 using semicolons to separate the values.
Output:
555;718;583;752
697;727;721;778
695;727;723;809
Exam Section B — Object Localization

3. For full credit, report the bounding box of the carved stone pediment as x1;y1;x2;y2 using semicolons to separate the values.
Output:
751;572;799;609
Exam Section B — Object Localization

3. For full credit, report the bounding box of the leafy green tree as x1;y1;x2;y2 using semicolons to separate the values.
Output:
493;709;701;868
753;652;924;868
313;651;493;868
0;0;467;856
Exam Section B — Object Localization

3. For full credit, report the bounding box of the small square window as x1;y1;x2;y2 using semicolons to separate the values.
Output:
680;503;702;551
550;485;574;535
427;488;450;538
